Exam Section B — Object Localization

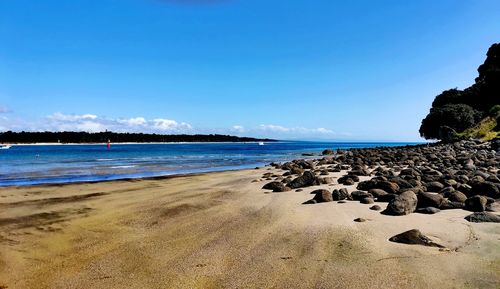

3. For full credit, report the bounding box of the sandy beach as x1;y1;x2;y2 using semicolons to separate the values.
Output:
0;165;499;289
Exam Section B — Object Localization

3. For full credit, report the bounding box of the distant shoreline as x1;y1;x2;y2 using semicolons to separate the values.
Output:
2;141;277;146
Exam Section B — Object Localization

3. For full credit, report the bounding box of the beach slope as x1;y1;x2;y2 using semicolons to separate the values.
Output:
0;168;499;288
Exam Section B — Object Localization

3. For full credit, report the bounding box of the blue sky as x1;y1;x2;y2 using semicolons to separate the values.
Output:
0;0;499;141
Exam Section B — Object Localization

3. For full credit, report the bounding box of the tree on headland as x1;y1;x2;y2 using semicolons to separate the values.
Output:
420;43;500;142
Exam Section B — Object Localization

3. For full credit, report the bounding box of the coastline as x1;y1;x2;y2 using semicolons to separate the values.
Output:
1;145;499;288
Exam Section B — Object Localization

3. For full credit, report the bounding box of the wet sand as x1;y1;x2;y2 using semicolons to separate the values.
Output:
0;167;499;289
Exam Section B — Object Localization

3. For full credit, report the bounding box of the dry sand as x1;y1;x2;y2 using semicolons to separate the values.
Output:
0;166;499;289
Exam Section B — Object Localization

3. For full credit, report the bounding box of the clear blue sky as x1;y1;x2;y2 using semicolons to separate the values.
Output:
1;0;499;141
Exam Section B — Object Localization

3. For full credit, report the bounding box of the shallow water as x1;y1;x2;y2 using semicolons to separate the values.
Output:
0;141;418;186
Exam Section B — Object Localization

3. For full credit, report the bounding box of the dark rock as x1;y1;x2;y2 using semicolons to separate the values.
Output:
370;205;382;211
322;149;334;155
447;191;467;203
464;195;488;212
332;189;349;201
354;218;367;222
288;171;318;189
377;181;400;194
464;212;500;223
368;188;389;198
426;181;445;192
416;207;441;214
439;200;465;210
337;200;347;204
318;177;335;184
351;190;372;201
302;199;317;205
383;191;417;216
262;181;291;192
312;189;333;203
377;194;396;203
361;197;375;204
417;192;445;208
389;229;444;248
471;181;500;199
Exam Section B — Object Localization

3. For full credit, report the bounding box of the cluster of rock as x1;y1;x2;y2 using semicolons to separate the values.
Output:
260;140;500;223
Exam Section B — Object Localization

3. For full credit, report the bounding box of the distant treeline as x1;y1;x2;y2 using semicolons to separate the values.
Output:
0;131;275;143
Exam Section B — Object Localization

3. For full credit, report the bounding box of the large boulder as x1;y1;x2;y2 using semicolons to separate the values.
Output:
312;189;333;203
464;195;488;212
383;191;417;216
288;171;318;189
417;192;445;208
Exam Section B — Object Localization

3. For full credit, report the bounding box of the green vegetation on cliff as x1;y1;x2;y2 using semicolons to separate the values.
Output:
419;43;500;141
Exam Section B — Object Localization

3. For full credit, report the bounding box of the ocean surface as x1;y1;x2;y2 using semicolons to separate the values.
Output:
0;142;419;186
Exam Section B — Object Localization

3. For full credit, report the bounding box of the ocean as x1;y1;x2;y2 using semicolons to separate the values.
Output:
0;142;418;186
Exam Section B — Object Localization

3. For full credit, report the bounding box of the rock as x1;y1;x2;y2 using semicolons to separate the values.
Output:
322;149;334;155
351;190;372;201
296;189;304;192
332;189;349;201
383;191;417;216
337;200;347;204
464;212;500;223
417;192;444;208
361;197;375;204
471;181;500;199
426;181;445;192
344;178;355;185
288;171;318;189
302;199;317;205
389;229;444;248
368;189;389;198
439;200;465;210
290;167;304;175
377;194;396;202
464;195;488;212
416;207;440;214
376;181;400;194
354;218;366;222
312;189;333;203
262;181;291;192
447;191;467;203
318;177;335;184
370;205;382;211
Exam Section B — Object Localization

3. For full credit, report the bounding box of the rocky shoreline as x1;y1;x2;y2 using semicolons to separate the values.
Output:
260;140;500;246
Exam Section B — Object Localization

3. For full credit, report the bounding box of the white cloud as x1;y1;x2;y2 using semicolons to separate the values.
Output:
119;117;147;126
258;124;290;132
231;125;245;133
258;124;335;135
0;112;194;134
153;118;192;132
0;112;341;140
48;112;97;121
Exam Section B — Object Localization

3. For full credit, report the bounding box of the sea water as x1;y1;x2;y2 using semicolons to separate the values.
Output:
0;142;418;186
